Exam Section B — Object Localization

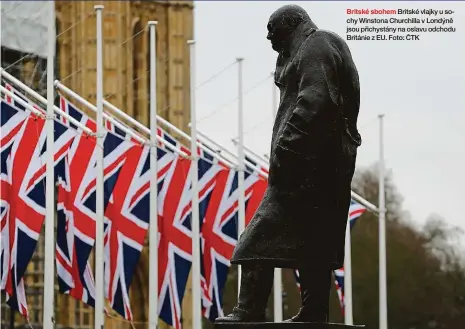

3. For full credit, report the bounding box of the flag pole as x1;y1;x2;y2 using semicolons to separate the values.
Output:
271;71;283;322
148;20;159;329
43;1;56;328
344;222;353;324
378;114;387;329
94;5;105;329
188;40;202;329
236;57;245;295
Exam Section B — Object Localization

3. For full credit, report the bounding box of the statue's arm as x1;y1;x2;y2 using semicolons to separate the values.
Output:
277;34;342;156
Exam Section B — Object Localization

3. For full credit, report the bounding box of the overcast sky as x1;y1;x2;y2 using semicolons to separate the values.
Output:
194;1;465;235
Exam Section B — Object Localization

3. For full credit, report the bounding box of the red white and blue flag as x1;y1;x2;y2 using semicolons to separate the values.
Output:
1;85;49;318
1;98;34;318
55;97;133;308
1;96;76;318
200;154;268;321
103;140;175;321
156;133;225;329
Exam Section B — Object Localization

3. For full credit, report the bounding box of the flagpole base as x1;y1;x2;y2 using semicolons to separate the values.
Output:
215;323;365;329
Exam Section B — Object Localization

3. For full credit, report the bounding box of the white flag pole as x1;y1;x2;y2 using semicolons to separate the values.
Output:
148;20;159;329
236;57;245;294
188;40;202;329
378;114;388;329
344;222;353;325
271;71;283;322
94;5;105;329
43;1;56;328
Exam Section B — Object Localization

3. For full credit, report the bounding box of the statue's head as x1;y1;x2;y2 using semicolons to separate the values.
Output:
266;4;310;52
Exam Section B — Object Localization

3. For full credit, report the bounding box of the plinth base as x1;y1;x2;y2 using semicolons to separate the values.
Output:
215;322;364;329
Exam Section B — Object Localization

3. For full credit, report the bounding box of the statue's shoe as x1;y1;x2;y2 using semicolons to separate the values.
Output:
215;307;266;323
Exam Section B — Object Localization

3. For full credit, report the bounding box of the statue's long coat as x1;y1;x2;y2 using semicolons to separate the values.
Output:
230;23;362;270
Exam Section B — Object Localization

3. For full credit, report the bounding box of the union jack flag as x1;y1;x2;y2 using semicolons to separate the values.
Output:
104;121;214;323
200;154;268;321
56;95;125;135
156;132;225;329
294;200;366;314
1;98;77;318
55;97;96;306
1;85;45;318
348;200;365;230
200;167;236;321
55;97;133;307
103;139;176;321
1;99;31;317
55;94;222;325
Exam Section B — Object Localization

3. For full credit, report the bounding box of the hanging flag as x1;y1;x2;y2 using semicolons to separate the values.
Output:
200;167;237;321
348;200;366;230
56;97;97;305
57;95;158;318
156;132;225;329
55;97;133;307
57;94;127;138
55;94;222;324
1;85;45;319
200;154;268;321
0;99;76;318
1;99;32;318
103;141;175;321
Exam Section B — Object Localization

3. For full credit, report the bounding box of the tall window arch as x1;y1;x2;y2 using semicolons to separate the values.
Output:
132;20;144;122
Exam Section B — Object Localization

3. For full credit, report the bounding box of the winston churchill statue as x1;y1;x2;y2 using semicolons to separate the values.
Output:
216;4;362;323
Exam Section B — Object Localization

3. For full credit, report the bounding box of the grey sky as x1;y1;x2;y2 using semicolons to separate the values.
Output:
194;1;465;234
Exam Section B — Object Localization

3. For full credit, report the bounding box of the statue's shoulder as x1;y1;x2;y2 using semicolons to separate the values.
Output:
303;29;350;59
309;29;346;46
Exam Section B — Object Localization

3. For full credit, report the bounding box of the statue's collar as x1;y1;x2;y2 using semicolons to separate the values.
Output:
283;21;317;58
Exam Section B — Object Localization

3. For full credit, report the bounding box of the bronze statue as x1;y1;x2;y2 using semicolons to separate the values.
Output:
216;4;361;323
